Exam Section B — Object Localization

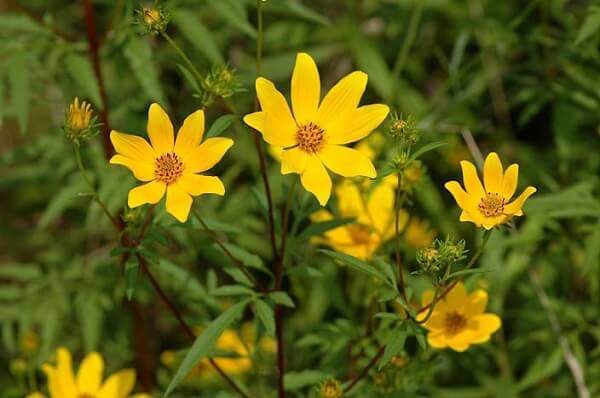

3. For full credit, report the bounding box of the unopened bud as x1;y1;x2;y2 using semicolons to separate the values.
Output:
64;97;99;144
319;378;343;398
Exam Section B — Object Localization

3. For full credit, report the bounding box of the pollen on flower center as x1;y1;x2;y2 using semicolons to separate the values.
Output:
155;152;184;184
444;311;467;335
296;122;325;153
478;192;505;217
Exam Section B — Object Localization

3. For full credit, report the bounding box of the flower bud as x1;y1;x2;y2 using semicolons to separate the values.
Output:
138;6;169;34
64;97;99;144
319;378;343;398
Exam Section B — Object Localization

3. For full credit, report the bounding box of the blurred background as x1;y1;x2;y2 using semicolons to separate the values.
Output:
0;0;599;397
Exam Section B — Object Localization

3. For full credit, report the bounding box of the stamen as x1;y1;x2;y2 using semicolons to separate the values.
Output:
155;152;184;184
444;312;467;335
478;192;505;217
296;122;325;153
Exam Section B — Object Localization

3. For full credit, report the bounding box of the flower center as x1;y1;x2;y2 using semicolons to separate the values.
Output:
478;192;505;217
296;122;325;153
348;225;372;245
444;311;467;335
155;152;184;184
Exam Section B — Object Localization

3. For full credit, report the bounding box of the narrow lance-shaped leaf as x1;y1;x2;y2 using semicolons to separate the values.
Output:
165;299;249;396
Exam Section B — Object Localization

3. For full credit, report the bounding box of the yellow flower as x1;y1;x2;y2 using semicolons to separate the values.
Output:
311;179;400;260
405;217;436;249
244;52;389;205
67;97;93;132
109;103;233;222
445;152;536;229
418;282;501;352
28;347;149;398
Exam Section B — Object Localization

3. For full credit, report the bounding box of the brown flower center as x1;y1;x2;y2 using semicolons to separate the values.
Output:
296;122;325;153
155;152;184;184
348;225;372;245
444;311;467;335
478;192;505;217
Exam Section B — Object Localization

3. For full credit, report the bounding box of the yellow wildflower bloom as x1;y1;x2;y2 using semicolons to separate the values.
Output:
311;179;401;259
244;52;389;205
109;103;233;222
418;282;501;352
445;152;536;229
27;347;149;398
67;97;93;132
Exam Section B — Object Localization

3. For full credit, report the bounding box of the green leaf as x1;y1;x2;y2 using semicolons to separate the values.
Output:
575;6;600;45
209;0;256;38
272;1;331;26
254;299;275;336
38;180;86;229
164;300;249;396
8;53;30;134
319;250;394;287
213;242;272;276
409;141;447;162
125;256;139;301
172;11;223;63
123;37;167;105
76;291;104;351
379;329;406;370
206;114;238;138
284;370;331;390
298;217;355;240
269;291;295;308
64;54;102;107
212;284;254;297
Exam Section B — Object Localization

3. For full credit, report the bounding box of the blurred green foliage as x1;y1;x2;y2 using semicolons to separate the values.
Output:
1;0;599;397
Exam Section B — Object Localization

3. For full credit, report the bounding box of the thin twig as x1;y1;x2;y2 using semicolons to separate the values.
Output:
344;345;385;393
395;173;408;303
82;0;113;159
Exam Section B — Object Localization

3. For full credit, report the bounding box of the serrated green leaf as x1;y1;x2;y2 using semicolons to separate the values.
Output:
269;291;295;308
165;300;249;396
212;284;254;297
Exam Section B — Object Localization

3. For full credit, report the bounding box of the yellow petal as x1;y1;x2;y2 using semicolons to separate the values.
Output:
325;104;389;145
443;282;467;310
426;332;448;349
447;338;470;352
183;137;233;174
481;215;508;229
97;369;135;398
319;145;376;178
25;393;46;398
147;103;174;155
166;183;193;222
422;313;446;331
56;348;77;398
367;181;395;236
177;174;225;196
110;131;155;163
316;71;368;128
243;111;265;133
310;209;333;223
300;155;331;206
472;313;501;335
77;352;104;394
483;152;503;194
42;365;63;398
459;210;484;227
445;181;475;212
291;52;320;124
174;109;205;157
501;164;519;201
503;186;536;215
460;161;485;198
335;181;364;216
255;78;297;147
128;180;166;208
281;147;308;175
109;155;155;181
464;290;488;316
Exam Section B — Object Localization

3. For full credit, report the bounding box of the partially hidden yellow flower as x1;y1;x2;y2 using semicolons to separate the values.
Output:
311;178;401;260
244;52;389;205
27;347;149;398
109;103;233;222
418;282;501;352
405;217;436;249
445;152;536;229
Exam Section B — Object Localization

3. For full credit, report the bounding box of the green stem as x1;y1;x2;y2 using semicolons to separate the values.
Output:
394;173;408;303
392;0;424;79
73;143;120;229
161;31;203;83
256;0;264;74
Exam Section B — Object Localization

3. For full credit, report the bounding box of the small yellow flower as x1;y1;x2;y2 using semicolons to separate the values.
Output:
28;347;149;398
311;179;401;260
67;97;93;132
445;152;536;229
405;217;436;249
109;103;233;222
418;282;501;352
244;52;389;205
